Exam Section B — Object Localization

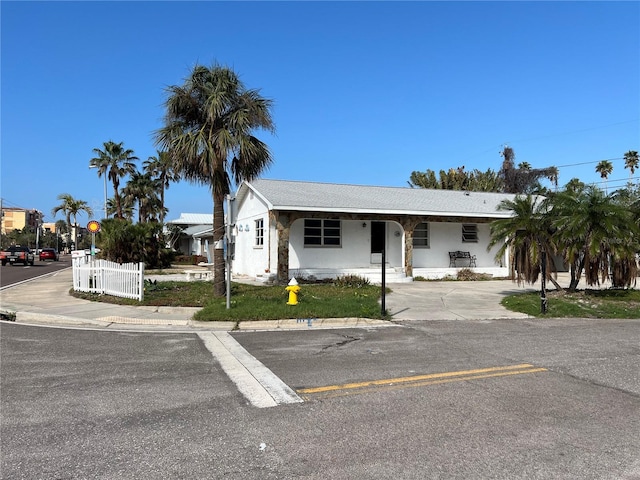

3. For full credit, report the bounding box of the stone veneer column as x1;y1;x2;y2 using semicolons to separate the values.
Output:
276;213;290;284
402;218;422;278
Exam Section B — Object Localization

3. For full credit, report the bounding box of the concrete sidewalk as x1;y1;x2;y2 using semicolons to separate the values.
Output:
0;267;541;331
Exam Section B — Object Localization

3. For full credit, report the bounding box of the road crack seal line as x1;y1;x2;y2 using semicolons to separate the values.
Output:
319;334;361;353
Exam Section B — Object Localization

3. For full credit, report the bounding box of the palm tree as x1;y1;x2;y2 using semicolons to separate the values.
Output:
550;186;638;290
155;64;275;296
488;195;560;289
51;194;73;244
51;193;93;249
90;141;139;219
624;150;639;184
54;219;68;252
595;160;613;193
143;150;180;223
499;146;558;194
564;178;586;194
122;171;162;223
106;193;134;221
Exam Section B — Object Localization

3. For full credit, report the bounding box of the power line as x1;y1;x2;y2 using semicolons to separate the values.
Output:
555;157;624;168
463;119;639;163
505;119;639;146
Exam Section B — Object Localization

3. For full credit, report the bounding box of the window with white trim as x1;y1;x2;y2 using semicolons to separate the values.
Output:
413;222;430;248
304;219;341;246
255;218;264;246
462;224;478;243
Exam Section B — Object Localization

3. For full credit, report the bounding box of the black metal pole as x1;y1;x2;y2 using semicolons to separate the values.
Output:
381;248;386;316
541;249;547;314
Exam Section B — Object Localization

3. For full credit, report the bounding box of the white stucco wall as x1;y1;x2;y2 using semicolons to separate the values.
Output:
233;191;271;277
411;222;505;269
288;219;404;270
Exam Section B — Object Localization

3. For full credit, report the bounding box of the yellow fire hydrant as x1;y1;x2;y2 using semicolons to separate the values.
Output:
285;277;301;305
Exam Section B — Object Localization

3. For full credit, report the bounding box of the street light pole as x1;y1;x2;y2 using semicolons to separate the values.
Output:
102;175;107;219
89;164;108;219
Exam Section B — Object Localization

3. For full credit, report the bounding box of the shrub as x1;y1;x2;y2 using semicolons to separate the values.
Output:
334;274;370;288
97;219;172;268
456;268;492;281
173;255;208;265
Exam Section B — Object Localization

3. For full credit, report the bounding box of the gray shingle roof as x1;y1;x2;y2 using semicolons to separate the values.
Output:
243;179;516;218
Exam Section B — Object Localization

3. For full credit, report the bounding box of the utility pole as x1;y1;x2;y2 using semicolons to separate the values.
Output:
225;195;236;310
540;246;547;314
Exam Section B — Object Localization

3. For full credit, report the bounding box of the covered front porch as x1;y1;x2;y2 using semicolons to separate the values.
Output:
271;211;510;284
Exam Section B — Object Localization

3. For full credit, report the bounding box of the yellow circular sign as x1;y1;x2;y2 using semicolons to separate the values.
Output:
87;220;101;233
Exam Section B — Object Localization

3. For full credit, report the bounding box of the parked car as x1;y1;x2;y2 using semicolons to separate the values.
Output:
39;248;59;262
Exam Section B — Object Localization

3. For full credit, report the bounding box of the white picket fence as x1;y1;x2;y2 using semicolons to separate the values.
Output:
72;256;145;301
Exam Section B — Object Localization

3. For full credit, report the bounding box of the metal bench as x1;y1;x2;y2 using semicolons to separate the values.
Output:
449;251;477;267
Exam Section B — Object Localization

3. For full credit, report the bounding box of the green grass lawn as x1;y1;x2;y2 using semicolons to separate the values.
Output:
501;288;640;318
193;282;384;321
73;280;386;322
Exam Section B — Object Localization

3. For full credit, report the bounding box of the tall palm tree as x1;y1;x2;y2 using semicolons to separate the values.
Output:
623;150;639;183
595;160;613;194
90;141;139;219
550;186;638;290
51;193;93;249
155;64;275;296
51;194;73;243
122;171;162;223
143;150;180;223
488;195;560;289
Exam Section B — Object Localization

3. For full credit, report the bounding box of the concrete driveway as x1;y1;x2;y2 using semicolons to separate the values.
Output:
385;279;537;320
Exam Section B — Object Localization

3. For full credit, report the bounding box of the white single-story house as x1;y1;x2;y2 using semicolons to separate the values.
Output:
165;213;214;257
231;179;518;284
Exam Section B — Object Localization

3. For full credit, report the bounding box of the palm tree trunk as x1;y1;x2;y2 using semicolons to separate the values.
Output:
114;184;122;219
160;186;165;224
568;258;585;291
213;192;226;297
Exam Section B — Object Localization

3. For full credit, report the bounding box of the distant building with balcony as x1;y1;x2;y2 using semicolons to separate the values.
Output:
1;207;42;234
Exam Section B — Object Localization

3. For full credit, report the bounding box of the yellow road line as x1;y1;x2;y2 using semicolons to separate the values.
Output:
298;363;534;393
297;364;542;395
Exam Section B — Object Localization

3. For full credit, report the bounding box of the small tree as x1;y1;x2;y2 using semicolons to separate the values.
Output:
550;186;638;290
488;195;560;290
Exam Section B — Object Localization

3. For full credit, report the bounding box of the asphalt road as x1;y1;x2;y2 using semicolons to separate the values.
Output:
2;319;639;479
0;254;71;288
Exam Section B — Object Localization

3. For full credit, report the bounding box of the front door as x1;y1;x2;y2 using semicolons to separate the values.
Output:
371;222;386;261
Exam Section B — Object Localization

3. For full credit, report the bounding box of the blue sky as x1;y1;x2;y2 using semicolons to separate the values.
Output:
2;1;638;225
